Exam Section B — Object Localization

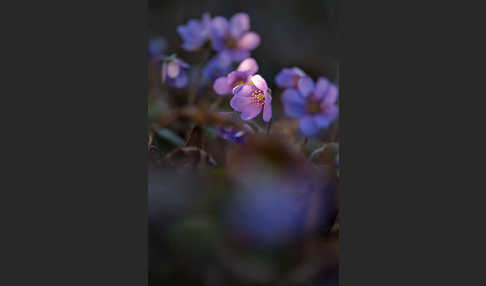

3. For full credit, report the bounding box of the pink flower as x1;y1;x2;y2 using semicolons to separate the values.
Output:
230;75;272;122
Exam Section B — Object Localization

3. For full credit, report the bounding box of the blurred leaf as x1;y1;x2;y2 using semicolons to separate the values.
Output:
156;128;185;147
309;143;339;167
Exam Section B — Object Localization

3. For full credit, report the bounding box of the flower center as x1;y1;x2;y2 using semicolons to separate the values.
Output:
251;89;265;105
226;38;236;48
233;80;245;88
309;103;321;113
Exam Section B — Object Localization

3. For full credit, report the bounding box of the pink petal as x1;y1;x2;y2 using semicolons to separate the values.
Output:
213;77;231;95
237;58;258;75
263;92;272;122
237;32;260;50
250;75;268;92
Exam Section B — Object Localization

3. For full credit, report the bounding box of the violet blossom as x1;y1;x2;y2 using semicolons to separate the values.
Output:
202;52;233;81
216;125;248;143
230;75;272;122
210;13;260;61
162;56;190;88
281;76;339;136
213;57;259;95
177;13;212;51
274;67;307;89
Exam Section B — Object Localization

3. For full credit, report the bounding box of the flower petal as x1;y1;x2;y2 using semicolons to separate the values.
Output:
281;89;306;118
314;77;331;99
237;57;258;75
213;77;231;95
298;76;315;96
240;104;262;120
170;72;188;88
167;61;181;78
229;13;250;38
263;92;272;122
299;116;320;137
250;75;268;92
229;49;250;61
324;85;339;105
211;16;229;37
237;32;260;51
227;71;249;87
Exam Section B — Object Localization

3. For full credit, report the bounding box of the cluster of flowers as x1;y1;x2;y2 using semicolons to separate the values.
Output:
150;12;338;139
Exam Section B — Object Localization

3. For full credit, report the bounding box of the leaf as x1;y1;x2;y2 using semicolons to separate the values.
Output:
309;143;339;167
156;128;185;147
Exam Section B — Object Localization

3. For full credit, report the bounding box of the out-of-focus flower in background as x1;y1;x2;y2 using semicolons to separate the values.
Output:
216;124;249;143
213;57;259;95
281;77;338;136
162;56;190;88
148;36;166;59
203;52;233;81
230;75;272;122
177;13;212;51
210;13;260;61
275;67;307;89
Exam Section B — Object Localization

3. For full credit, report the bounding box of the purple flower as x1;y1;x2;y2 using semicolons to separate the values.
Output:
230;75;272;122
274;67;306;89
213;57;259;95
148;37;166;59
162;57;190;88
216;125;248;143
281;76;339;136
202;52;233;81
177;13;211;51
209;13;260;61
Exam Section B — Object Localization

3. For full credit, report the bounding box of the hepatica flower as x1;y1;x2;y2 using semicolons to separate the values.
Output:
213;57;258;95
216;125;248;143
177;13;211;51
275;67;307;89
281;77;338;136
148;36;166;59
210;13;260;61
203;52;233;81
230;75;272;122
162;57;190;88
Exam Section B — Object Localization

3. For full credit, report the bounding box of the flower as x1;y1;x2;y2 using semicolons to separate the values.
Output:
162;56;190;88
202;52;233;81
281;76;338;136
148;37;166;59
177;13;212;51
216;125;248;143
209;13;260;61
213;57;259;95
274;67;306;89
230;75;272;122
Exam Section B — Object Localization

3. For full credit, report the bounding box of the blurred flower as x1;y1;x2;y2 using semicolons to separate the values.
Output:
281;77;338;136
230;75;272;122
210;13;260;61
148;36;166;59
213;58;258;95
162;56;190;88
177;13;212;51
216;125;249;143
203;52;233;81
274;67;306;89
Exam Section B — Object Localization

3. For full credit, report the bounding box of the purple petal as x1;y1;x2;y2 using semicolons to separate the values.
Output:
229;13;250;38
170;72;188;88
234;83;253;97
230;96;253;113
275;68;299;88
211;16;229;37
213;77;231;95
263;92;272;122
250;75;268;92
237;58;258;75
299;116;320;137
240;104;262;120
323;85;339;105
313;115;331;129
318;104;339;124
167;61;181;78
298;76;315;96
314;77;331;99
228;49;250;61
227;71;249;87
281;89;306;118
237;32;260;51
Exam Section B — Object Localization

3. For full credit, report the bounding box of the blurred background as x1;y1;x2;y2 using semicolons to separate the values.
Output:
148;1;340;285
